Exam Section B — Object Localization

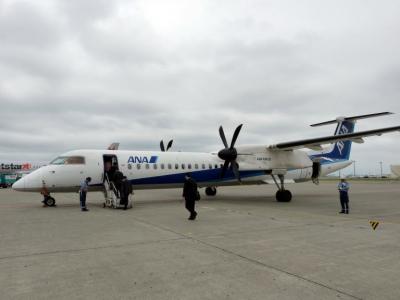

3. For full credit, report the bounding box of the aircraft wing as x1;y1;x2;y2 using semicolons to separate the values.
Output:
268;126;400;151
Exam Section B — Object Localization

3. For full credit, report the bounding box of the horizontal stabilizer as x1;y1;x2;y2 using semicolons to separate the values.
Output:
310;112;393;127
269;125;400;151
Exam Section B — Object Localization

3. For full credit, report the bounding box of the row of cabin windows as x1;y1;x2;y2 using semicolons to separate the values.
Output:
131;163;224;170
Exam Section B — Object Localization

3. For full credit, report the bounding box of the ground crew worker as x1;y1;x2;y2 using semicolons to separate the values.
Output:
79;177;91;211
338;177;350;214
182;173;198;220
120;176;133;210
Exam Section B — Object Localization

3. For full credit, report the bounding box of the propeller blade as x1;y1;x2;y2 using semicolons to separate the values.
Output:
231;162;241;182
160;140;165;152
219;126;229;148
220;160;230;179
166;140;173;151
230;124;243;148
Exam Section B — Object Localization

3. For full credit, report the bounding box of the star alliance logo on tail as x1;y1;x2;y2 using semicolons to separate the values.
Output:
128;156;158;164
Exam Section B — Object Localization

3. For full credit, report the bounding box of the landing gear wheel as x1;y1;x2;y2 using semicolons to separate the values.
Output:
205;187;217;196
44;196;56;207
276;190;292;202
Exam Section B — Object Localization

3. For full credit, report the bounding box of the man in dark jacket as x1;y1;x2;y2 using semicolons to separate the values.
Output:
183;173;198;220
113;170;124;197
120;176;133;210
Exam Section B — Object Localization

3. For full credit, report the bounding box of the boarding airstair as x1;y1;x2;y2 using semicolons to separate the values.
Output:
103;173;132;209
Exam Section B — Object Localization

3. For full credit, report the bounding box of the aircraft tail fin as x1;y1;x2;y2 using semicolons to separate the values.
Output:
326;120;355;160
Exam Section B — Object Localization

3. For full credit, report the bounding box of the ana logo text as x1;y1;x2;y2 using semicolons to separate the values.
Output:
127;156;158;164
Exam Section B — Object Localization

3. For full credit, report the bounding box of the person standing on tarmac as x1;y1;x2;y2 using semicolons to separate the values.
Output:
120;176;133;210
338;177;350;214
79;177;91;212
183;173;198;220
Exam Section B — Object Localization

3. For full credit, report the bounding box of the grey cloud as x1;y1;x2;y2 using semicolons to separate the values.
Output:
58;0;117;27
0;1;63;47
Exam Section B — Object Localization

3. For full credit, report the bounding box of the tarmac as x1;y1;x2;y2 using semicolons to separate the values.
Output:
0;181;399;300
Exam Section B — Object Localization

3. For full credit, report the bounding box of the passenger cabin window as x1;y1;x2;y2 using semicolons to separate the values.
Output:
214;164;218;169
137;164;141;170
188;164;192;169
145;164;150;169
194;164;199;169
175;164;179;169
202;164;206;169
161;163;165;169
153;164;158;170
168;163;172;169
209;164;212;169
181;163;185;170
51;156;85;165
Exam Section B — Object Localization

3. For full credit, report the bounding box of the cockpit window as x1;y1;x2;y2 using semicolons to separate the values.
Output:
50;156;86;165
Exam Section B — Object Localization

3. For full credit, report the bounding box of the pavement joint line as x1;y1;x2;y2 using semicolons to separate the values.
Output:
133;217;363;300
192;224;316;239
0;237;187;261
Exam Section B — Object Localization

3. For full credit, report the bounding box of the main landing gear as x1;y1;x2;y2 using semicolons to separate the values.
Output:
271;174;292;202
205;186;217;196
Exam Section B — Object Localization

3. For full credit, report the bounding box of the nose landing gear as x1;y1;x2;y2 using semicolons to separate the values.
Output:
43;196;56;207
41;183;56;207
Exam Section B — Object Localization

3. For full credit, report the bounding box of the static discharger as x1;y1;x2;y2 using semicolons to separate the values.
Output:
369;221;380;230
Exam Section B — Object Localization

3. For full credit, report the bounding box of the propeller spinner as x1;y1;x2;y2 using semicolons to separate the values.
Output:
218;124;243;181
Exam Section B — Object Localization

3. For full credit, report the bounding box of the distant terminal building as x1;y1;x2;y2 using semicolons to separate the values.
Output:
390;165;400;177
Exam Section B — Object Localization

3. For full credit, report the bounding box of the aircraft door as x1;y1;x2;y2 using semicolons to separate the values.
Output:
103;155;119;182
311;162;321;184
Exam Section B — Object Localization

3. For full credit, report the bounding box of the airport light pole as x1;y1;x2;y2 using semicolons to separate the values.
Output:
379;161;383;178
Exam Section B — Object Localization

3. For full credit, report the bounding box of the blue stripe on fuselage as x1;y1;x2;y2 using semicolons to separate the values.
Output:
129;168;266;186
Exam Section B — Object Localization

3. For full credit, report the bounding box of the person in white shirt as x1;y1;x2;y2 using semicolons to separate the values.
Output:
79;177;91;211
338;178;350;214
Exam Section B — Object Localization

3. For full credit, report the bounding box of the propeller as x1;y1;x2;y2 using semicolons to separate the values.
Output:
160;140;173;152
218;124;243;182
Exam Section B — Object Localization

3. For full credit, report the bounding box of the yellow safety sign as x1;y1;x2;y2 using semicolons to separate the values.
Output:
369;221;379;230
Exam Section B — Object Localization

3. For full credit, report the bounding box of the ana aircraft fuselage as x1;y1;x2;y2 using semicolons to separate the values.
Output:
13;147;349;193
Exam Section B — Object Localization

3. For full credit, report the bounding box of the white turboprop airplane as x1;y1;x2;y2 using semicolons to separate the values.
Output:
12;112;400;206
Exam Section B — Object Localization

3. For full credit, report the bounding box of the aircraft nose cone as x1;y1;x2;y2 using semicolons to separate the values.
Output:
12;177;25;191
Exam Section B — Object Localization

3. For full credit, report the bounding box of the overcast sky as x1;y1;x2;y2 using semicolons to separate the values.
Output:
1;0;400;175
